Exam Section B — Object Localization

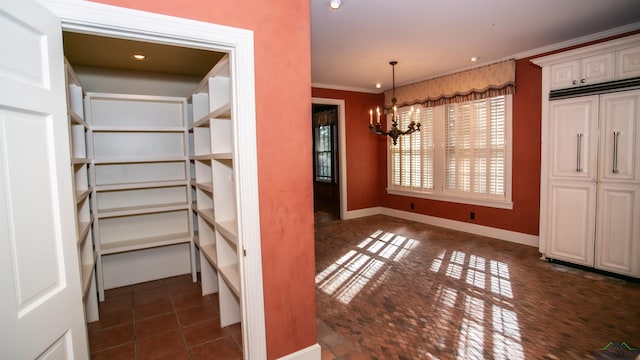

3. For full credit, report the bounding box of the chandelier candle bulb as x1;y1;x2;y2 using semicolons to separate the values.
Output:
376;106;380;124
369;109;373;125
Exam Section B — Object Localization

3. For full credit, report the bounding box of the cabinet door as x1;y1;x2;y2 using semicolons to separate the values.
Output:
580;52;615;85
549;96;599;180
617;45;640;80
547;181;596;266
550;60;579;90
595;183;640;277
599;89;640;183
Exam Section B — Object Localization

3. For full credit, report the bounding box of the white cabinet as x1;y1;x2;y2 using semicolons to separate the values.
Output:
550;53;615;89
547;181;596;266
188;55;242;327
617;45;640;79
64;60;99;323
548;96;599;180
595;183;640;276
85;93;195;299
540;90;640;277
598;90;640;182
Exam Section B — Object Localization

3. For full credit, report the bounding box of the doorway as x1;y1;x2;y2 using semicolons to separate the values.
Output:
38;0;266;358
312;104;340;222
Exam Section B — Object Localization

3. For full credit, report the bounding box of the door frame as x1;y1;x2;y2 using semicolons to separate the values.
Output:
311;97;346;219
38;0;266;358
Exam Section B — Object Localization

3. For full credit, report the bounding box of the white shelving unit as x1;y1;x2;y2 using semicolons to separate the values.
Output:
189;55;242;327
85;93;195;299
64;60;99;323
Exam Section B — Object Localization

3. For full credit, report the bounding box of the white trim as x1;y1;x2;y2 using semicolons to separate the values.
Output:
344;206;382;220
386;189;514;210
311;83;381;94
531;33;640;67
312;97;347;220
38;0;266;358
277;343;321;360
345;207;538;247
517;23;640;61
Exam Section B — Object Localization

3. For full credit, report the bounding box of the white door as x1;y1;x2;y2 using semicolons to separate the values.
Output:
595;183;640;277
547;181;597;266
0;1;89;359
599;89;640;183
549;96;599;180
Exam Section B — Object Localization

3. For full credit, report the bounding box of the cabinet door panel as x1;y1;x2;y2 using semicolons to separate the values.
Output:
547;181;596;266
617;45;640;79
599;90;640;183
550;61;579;90
549;96;598;180
580;53;615;85
595;183;640;277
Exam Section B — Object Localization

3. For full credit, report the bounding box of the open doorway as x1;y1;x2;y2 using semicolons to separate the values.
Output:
312;104;340;222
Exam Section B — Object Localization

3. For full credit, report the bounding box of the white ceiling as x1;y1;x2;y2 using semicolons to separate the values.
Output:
64;1;640;91
311;0;640;92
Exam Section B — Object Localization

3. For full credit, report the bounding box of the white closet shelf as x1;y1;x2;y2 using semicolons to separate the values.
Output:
200;243;218;268
219;264;240;297
72;157;91;165
69;111;88;127
191;154;214;161
91;125;186;132
100;232;191;255
189;103;231;130
195;181;214;193
76;188;92;204
196;207;215;226
97;202;189;218
95;180;188;191
93;156;187;164
211;153;233;160
81;263;95;298
216;219;238;245
77;218;94;246
193;234;200;247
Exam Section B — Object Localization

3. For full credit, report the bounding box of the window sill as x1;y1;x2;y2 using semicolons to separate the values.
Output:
386;188;514;210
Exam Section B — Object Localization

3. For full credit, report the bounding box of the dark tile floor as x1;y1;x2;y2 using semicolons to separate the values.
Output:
315;214;640;360
87;275;242;359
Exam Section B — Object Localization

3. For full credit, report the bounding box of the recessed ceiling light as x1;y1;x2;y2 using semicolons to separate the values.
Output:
376;83;381;89
131;54;147;61
329;0;342;10
470;56;479;62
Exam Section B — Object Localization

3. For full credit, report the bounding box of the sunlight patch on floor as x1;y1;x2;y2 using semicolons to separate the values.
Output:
316;230;418;304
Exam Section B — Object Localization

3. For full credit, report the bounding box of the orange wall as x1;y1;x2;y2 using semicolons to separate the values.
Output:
89;0;316;358
380;58;543;235
312;88;385;210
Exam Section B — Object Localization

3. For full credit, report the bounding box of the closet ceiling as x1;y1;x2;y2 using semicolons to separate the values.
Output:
63;1;640;91
63;32;225;78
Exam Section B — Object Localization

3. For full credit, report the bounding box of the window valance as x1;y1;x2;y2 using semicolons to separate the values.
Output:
384;59;516;109
313;108;337;127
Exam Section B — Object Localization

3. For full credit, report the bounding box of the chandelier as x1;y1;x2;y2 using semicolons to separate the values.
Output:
368;61;420;145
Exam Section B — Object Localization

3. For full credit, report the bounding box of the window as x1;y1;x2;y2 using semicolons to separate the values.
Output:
388;95;512;208
315;125;333;181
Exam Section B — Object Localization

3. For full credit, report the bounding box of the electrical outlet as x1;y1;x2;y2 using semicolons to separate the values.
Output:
470;212;475;220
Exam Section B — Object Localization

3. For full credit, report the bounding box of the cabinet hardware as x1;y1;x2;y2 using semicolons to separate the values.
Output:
580;78;586;84
572;80;578;85
576;133;583;172
613;131;621;173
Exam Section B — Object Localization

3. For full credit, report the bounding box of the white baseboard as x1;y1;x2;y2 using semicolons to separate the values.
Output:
343;206;382;219
345;207;539;247
277;343;321;360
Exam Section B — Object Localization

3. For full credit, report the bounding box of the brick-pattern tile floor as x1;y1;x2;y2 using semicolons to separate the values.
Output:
315;214;640;360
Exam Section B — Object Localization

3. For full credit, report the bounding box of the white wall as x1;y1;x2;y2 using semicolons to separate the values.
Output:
74;66;201;96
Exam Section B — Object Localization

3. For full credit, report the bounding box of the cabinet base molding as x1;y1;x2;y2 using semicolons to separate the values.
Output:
544;257;640;281
276;343;321;360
